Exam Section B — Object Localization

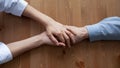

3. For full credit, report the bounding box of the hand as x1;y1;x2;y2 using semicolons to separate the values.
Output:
40;32;65;46
23;5;73;47
22;5;72;47
65;26;89;44
46;21;74;47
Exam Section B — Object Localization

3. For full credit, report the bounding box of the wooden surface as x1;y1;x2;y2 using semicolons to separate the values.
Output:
0;0;120;68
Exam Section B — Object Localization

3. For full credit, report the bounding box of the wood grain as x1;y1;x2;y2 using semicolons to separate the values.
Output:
0;0;120;68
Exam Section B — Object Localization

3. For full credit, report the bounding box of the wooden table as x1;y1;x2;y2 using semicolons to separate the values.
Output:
0;0;120;68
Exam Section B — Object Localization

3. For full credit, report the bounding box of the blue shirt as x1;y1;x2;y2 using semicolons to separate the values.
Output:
0;0;120;64
86;16;120;42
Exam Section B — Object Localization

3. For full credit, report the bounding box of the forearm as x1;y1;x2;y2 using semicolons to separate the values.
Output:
86;16;120;41
7;34;43;57
0;32;52;64
23;5;56;27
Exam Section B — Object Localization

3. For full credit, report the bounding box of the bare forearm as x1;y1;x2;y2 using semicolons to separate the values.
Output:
23;5;55;26
7;34;43;57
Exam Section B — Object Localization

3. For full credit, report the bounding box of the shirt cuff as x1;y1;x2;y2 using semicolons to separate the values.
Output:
10;0;28;16
0;42;13;64
86;23;102;42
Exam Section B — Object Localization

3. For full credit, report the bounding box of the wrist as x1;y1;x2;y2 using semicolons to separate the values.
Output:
28;34;44;47
43;20;57;28
83;27;89;39
35;35;44;46
80;27;89;39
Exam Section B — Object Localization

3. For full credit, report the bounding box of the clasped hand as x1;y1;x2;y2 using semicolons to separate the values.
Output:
44;21;88;47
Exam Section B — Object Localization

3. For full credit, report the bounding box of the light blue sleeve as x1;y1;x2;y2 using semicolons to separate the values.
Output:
0;0;28;16
86;16;120;42
0;42;13;64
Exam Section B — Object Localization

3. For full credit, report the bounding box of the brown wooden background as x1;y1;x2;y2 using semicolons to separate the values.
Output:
0;0;120;68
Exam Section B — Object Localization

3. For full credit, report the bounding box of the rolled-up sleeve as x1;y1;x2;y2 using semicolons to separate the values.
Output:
86;16;120;42
0;42;13;64
0;0;28;16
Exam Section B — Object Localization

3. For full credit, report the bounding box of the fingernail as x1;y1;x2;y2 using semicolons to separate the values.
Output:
61;44;65;46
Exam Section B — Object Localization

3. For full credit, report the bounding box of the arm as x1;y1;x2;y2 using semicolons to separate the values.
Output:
0;0;28;16
0;0;72;47
65;16;120;43
0;32;54;64
86;16;120;41
22;5;72;47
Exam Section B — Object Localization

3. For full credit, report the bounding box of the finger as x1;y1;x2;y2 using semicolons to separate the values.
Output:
47;32;59;46
65;30;76;44
63;32;71;48
55;32;65;43
58;42;66;46
65;26;77;36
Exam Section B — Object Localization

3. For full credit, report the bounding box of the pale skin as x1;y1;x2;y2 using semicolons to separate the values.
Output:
23;5;74;47
0;26;88;65
7;26;89;57
7;32;53;57
1;3;89;62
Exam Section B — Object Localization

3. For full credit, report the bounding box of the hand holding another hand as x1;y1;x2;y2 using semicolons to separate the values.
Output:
45;25;89;47
65;26;89;44
46;21;74;47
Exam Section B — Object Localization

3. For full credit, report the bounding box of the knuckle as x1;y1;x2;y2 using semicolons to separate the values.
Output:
68;32;71;35
47;34;51;36
70;34;74;37
53;39;57;43
66;37;69;40
47;32;51;35
57;32;61;35
66;31;70;34
47;34;52;37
